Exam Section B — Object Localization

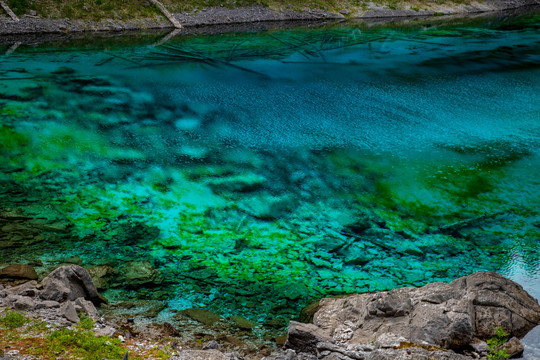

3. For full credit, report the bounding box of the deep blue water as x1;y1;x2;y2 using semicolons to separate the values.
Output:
1;12;539;352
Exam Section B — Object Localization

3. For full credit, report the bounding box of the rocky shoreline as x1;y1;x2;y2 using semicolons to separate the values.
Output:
1;265;539;359
0;0;539;35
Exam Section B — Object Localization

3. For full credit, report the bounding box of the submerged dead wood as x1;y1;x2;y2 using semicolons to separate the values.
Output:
430;211;506;236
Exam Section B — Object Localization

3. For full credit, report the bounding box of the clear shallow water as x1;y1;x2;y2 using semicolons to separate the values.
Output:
1;11;540;335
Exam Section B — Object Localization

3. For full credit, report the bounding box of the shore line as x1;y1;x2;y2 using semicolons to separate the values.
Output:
1;1;539;36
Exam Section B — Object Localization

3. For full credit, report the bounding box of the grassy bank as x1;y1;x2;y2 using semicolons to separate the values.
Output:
0;310;172;360
5;0;472;20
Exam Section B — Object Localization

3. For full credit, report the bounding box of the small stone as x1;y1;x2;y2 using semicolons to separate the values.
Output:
74;297;99;319
401;245;424;257
229;315;257;330
275;335;287;346
503;337;524;358
13;295;35;310
180;308;223;326
176;349;227;360
202;340;219;350
60;301;80;323
471;340;488;355
343;251;372;266
95;325;116;337
264;317;287;329
7;281;39;296
35;300;61;309
177;145;209;160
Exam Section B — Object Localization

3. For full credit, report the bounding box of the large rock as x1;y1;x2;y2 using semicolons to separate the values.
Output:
285;272;540;359
40;265;103;305
0;264;38;280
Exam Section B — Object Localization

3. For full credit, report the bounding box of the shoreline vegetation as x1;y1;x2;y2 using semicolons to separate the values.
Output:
0;0;539;35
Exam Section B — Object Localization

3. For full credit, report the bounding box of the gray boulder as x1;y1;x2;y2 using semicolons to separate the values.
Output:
7;294;35;310
285;272;540;359
73;296;99;319
40;265;103;305
6;280;40;297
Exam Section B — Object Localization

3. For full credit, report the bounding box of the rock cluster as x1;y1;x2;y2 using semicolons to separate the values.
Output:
280;272;540;360
1;267;539;360
0;265;102;323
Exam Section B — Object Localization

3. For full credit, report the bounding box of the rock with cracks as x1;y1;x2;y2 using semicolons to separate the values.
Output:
284;271;540;360
40;265;103;305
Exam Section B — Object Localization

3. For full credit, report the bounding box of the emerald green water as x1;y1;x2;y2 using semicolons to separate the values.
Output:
1;12;539;326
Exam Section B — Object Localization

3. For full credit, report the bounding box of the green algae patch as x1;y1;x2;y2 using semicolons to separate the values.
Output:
0;125;29;152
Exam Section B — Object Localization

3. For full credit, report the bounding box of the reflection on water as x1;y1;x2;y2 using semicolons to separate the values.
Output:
0;11;539;339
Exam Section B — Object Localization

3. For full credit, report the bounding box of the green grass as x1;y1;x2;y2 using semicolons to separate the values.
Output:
0;311;171;360
487;327;510;360
46;327;125;360
0;311;28;329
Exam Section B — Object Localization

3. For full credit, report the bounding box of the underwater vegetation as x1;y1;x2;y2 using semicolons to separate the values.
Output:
0;14;539;324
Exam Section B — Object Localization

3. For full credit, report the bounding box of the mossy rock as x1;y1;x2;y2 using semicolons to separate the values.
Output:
229;315;257;330
180;308;224;326
300;299;321;323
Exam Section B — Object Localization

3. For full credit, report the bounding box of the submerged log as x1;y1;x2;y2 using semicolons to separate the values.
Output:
431;211;506;236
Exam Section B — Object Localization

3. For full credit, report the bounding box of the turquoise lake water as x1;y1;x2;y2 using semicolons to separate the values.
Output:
1;11;540;335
